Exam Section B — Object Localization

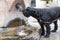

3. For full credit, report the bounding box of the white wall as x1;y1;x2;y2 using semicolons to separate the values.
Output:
35;0;58;8
53;0;58;6
36;0;46;8
23;0;60;8
57;0;60;6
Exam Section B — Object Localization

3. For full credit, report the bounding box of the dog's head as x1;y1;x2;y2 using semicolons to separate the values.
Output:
22;7;36;17
15;3;36;17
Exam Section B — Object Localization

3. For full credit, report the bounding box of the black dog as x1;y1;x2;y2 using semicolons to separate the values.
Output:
15;3;60;38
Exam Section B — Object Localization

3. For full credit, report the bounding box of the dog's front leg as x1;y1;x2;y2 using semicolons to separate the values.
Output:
38;20;45;36
51;21;58;32
45;24;51;38
39;22;45;36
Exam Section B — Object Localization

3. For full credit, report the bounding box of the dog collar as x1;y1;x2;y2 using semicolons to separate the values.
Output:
40;19;58;23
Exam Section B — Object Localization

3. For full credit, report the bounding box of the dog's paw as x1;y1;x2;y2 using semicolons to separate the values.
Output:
40;33;45;36
51;30;57;32
44;35;49;38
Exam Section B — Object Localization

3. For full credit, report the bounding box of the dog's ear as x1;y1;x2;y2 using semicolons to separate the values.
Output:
26;7;31;11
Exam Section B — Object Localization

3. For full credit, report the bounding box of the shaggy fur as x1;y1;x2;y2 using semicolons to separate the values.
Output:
3;18;26;28
15;3;60;38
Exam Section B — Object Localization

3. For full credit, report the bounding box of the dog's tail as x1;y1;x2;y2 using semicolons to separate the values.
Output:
15;3;24;11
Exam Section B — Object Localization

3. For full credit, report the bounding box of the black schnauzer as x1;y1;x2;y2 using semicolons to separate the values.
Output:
15;3;60;38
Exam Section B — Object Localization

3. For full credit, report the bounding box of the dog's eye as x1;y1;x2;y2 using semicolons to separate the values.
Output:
31;10;36;13
33;11;36;13
26;8;29;11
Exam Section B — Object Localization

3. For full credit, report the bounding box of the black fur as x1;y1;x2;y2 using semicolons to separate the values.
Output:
15;3;60;38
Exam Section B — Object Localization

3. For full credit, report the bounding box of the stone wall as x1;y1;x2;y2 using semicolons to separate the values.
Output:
24;0;31;8
0;0;8;27
0;0;25;27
